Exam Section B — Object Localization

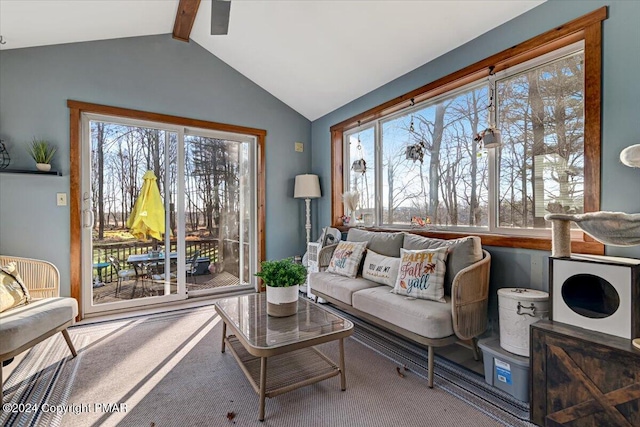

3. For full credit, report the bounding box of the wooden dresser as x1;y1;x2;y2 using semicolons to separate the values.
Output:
531;320;640;426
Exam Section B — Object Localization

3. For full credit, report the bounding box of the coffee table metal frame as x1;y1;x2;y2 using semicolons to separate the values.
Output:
215;294;353;421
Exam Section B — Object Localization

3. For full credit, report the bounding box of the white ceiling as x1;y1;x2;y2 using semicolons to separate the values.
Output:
0;0;545;121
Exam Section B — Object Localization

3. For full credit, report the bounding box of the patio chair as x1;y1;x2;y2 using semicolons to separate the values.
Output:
186;250;201;278
108;256;138;297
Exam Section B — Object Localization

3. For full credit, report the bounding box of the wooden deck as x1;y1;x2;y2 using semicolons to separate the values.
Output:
92;271;241;304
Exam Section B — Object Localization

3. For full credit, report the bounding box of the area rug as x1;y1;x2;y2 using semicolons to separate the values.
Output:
1;303;535;427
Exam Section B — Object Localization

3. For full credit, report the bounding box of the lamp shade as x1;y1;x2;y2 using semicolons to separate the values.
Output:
294;174;321;199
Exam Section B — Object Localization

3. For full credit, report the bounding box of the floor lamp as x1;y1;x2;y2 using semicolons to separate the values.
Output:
294;174;321;245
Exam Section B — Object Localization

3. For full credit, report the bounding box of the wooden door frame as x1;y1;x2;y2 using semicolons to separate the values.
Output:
68;100;266;319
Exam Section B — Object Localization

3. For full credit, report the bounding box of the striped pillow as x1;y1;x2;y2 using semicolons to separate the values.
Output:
326;241;367;278
392;248;448;302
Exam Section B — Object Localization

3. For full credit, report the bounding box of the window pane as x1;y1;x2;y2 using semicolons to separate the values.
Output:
497;51;584;229
347;127;375;221
381;85;489;227
184;135;246;288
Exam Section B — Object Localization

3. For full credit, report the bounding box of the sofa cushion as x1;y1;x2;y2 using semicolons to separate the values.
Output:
347;228;404;258
309;272;382;305
403;234;482;295
0;297;78;356
0;263;31;312
326;240;367;278
353;286;454;339
362;250;400;287
392;247;448;302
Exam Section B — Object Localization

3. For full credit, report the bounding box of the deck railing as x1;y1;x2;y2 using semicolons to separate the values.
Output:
93;239;238;284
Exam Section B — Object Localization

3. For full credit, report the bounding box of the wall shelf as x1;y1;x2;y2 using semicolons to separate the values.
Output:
0;168;62;176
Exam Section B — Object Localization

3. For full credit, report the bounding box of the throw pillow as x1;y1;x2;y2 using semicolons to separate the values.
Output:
403;234;482;295
392;248;448;303
346;228;404;257
326;241;368;278
0;262;31;312
362;250;400;287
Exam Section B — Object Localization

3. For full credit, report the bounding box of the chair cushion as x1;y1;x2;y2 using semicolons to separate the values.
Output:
352;286;454;339
0;263;31;312
309;272;382;305
403;234;482;295
0;297;78;357
346;228;404;257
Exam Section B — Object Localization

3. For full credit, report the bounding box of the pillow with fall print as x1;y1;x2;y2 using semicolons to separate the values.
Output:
326;240;368;278
392;247;448;303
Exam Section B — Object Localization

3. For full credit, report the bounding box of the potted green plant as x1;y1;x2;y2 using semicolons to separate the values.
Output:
255;258;307;317
27;138;57;172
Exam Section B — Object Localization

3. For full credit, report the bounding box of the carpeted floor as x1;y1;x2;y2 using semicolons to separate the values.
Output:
1;303;534;427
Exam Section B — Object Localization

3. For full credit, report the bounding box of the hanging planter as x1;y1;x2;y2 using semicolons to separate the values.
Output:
474;74;502;150
405;144;424;163
474;127;502;149
351;126;367;174
351;158;367;174
405;110;425;163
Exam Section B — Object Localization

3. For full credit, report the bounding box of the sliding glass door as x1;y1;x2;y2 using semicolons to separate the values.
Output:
81;115;256;314
183;128;255;296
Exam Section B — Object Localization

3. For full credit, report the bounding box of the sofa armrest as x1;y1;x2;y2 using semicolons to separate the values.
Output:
0;255;60;299
317;244;338;270
450;250;491;341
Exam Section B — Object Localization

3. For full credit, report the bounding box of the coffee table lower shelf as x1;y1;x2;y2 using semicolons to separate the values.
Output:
224;335;341;398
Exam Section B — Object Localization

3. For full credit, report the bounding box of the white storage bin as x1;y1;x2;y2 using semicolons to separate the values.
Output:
498;288;549;356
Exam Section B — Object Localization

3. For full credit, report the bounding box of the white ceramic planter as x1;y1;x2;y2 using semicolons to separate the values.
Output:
36;163;51;172
266;284;299;317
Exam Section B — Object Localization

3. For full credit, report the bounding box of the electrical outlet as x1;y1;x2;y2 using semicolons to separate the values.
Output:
57;192;67;206
295;142;304;152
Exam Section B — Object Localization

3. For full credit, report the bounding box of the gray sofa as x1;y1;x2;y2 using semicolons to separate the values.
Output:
309;228;491;388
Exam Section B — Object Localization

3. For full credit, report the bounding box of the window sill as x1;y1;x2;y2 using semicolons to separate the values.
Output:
334;225;605;255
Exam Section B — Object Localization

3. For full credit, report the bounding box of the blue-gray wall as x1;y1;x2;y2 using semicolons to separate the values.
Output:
311;0;640;321
0;35;312;296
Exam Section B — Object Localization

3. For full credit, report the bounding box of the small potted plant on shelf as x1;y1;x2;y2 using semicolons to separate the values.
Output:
255;258;307;317
27;138;57;172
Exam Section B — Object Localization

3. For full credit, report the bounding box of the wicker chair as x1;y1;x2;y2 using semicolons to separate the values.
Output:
0;255;78;404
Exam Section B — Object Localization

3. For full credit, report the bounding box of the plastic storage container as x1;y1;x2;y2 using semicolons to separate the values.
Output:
478;338;530;402
498;288;549;356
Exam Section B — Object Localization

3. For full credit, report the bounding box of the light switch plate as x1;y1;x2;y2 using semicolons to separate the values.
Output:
295;142;304;152
57;192;67;206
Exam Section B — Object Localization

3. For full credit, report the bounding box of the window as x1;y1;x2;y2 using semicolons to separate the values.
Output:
496;47;585;230
375;83;490;228
332;8;606;253
345;45;584;234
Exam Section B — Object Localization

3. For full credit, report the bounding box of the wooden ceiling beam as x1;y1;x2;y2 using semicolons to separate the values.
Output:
172;0;201;42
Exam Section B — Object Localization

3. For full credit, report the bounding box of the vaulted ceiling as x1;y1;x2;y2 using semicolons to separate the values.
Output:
0;0;545;120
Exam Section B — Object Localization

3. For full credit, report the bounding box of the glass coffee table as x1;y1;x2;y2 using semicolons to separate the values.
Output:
215;293;354;421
